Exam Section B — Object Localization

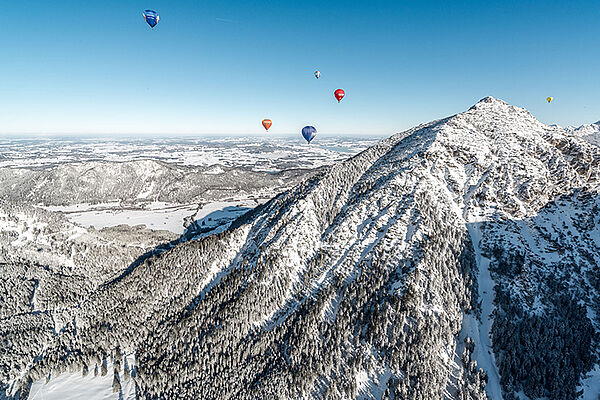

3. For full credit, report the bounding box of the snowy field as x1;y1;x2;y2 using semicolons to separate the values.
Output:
28;355;136;400
44;202;200;233
43;199;264;234
0;135;382;171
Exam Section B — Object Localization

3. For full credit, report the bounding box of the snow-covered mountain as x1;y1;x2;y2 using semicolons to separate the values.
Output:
0;160;311;206
568;121;600;135
1;97;598;400
566;121;600;147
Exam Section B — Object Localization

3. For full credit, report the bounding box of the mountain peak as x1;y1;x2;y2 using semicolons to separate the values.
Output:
476;95;505;104
468;96;516;112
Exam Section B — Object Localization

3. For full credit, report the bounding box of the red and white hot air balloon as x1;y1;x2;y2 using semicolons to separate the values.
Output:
262;119;272;131
334;89;345;103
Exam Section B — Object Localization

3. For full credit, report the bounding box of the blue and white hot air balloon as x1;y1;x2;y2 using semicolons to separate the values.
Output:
302;126;317;143
314;70;321;79
143;10;160;29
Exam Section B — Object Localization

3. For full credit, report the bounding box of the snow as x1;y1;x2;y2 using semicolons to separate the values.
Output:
0;211;49;247
566;122;600;136
43;202;122;213
46;202;198;234
355;363;392;400
578;364;600;400
204;165;226;175
136;181;155;199
0;136;381;171
28;355;136;400
42;199;264;235
192;200;258;224
464;224;503;400
355;370;370;395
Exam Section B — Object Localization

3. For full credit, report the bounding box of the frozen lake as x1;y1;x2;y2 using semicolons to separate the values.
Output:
44;199;264;234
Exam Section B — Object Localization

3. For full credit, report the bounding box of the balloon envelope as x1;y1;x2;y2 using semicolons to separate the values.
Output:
334;89;345;102
302;126;317;143
547;97;554;103
314;71;321;79
262;119;272;131
143;10;159;28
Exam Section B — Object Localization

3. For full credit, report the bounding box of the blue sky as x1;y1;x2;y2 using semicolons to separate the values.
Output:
0;0;598;136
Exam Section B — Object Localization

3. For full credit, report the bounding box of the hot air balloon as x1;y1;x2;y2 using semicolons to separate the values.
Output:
547;97;554;103
314;70;321;79
302;126;317;143
143;10;159;29
334;89;345;103
262;119;272;131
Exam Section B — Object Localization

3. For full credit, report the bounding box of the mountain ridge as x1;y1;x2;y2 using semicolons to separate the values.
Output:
0;159;313;206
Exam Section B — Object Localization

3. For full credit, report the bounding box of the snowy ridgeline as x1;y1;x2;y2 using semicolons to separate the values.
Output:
566;121;600;144
0;97;599;400
0;158;313;207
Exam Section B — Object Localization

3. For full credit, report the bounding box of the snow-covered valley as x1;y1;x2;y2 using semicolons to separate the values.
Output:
42;200;263;234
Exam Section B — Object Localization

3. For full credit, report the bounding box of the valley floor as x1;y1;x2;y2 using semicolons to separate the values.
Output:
43;199;267;235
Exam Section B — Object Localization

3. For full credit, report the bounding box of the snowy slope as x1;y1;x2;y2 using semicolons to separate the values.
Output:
28;355;136;400
1;97;598;400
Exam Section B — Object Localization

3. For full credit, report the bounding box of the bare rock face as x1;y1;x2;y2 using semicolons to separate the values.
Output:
1;97;599;400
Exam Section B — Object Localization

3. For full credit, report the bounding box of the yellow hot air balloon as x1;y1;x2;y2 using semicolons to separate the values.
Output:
547;97;554;103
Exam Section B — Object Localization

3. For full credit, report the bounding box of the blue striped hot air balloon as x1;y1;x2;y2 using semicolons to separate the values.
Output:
143;10;160;29
302;126;317;143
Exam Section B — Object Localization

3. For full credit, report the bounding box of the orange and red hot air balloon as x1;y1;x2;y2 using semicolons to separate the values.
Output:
334;89;345;103
262;119;272;131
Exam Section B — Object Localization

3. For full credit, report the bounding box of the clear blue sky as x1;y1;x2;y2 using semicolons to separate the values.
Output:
0;0;598;136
